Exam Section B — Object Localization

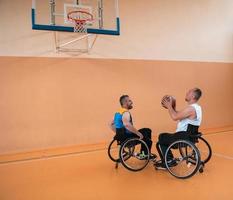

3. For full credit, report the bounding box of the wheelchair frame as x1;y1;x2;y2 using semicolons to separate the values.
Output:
108;137;150;171
108;129;212;179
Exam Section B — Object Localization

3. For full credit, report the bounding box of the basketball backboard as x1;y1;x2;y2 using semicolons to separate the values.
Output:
32;0;120;35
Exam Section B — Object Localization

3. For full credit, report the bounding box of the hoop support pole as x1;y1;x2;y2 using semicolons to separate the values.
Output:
89;34;98;50
50;0;56;25
58;34;91;48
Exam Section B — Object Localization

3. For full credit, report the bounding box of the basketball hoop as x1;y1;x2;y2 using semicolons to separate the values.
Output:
67;10;94;33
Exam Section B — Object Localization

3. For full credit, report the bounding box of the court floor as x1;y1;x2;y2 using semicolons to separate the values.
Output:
0;130;233;200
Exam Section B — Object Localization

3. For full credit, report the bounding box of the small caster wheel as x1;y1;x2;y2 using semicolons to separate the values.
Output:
199;166;204;173
115;162;119;169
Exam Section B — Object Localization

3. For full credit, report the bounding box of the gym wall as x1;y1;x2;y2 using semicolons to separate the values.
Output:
0;0;232;155
0;57;232;154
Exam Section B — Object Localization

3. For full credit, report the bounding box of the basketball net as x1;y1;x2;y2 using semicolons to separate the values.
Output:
67;10;93;33
74;21;86;33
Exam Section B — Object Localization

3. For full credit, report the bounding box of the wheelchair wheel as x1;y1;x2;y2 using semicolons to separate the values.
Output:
179;137;212;165
108;139;135;163
196;136;212;164
165;140;201;179
119;138;150;172
108;139;120;162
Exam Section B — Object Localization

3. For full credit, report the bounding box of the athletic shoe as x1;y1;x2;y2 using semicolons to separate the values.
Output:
154;159;177;170
135;153;157;161
135;152;147;160
167;159;178;167
149;153;157;161
154;160;167;170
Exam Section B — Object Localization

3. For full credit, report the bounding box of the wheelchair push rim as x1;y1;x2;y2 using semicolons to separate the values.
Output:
195;136;212;164
165;140;201;179
179;136;212;165
119;138;150;172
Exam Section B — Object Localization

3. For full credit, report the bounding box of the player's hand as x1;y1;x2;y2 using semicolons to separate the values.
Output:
162;96;172;108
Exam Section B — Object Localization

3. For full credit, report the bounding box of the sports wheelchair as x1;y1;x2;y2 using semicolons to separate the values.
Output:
108;128;152;171
108;124;212;179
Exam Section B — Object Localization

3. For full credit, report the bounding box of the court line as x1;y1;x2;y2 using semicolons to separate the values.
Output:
0;148;107;165
1;129;233;165
212;152;233;160
200;149;233;160
203;129;233;136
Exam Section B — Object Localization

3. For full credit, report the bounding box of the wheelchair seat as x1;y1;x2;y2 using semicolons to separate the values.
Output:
186;124;202;143
113;128;139;145
113;128;127;144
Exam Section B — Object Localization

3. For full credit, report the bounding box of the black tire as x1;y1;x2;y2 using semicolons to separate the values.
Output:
165;140;201;179
199;164;204;173
108;139;119;162
108;139;134;163
179;137;212;165
119;138;150;172
198;137;212;164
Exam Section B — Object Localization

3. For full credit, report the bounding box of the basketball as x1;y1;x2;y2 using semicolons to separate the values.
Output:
161;95;176;109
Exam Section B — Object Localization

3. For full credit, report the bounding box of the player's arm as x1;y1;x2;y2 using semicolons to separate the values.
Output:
167;105;195;121
122;112;143;139
108;118;116;133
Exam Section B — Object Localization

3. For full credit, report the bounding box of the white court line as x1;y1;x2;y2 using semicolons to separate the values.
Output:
0;148;107;165
204;129;233;136
200;130;233;160
199;150;233;160
212;152;233;160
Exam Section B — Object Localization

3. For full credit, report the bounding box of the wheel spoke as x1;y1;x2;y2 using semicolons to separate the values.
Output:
165;140;201;179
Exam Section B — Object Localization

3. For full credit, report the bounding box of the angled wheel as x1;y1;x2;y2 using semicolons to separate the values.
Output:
179;136;212;165
196;136;212;164
108;139;134;163
165;140;201;179
119;138;150;172
108;139;120;162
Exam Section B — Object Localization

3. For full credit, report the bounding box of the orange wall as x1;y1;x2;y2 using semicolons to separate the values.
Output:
0;56;233;154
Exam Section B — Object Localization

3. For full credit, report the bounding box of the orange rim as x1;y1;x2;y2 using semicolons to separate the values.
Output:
67;10;94;23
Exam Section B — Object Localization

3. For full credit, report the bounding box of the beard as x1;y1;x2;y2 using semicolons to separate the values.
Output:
128;105;133;109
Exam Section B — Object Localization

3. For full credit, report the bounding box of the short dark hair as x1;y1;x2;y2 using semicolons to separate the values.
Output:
193;88;202;101
119;95;129;106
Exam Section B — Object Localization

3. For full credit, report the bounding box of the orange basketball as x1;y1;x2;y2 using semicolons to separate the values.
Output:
161;95;176;109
